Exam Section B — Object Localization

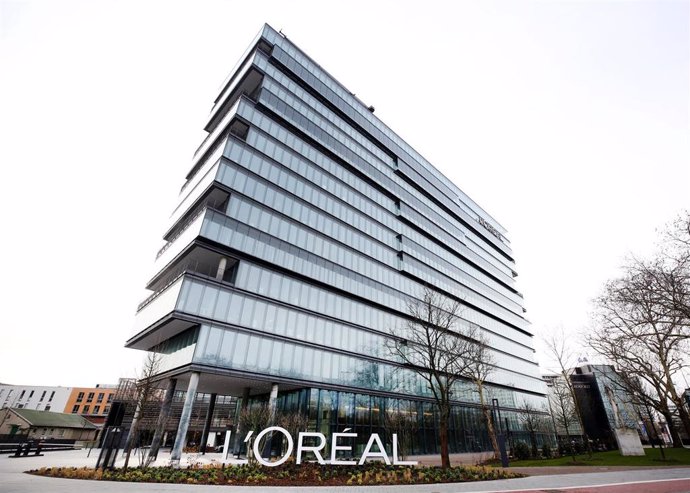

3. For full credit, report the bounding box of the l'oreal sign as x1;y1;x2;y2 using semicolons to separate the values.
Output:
477;216;504;242
243;427;417;467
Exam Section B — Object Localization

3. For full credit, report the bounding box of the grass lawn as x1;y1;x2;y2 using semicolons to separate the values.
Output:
507;447;690;467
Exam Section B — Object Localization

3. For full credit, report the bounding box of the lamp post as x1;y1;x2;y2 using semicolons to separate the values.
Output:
492;398;509;467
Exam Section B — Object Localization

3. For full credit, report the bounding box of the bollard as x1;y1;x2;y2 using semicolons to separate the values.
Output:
22;443;31;456
13;444;22;458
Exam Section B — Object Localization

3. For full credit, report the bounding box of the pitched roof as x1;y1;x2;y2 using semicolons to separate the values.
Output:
9;408;98;429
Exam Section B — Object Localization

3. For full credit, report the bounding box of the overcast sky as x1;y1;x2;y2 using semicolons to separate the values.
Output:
0;0;688;386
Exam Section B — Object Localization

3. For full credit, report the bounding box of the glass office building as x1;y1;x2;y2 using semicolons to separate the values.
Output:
126;24;549;457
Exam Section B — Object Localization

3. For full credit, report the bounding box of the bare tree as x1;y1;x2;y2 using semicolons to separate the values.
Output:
588;262;690;446
461;325;500;460
653;211;690;326
546;375;580;441
387;287;472;469
613;372;679;449
122;352;163;470
238;403;271;466
516;399;551;458
384;407;418;461
543;329;593;458
276;410;309;457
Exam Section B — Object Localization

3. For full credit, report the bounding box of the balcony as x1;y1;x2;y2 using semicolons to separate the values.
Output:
203;57;264;136
152;193;230;285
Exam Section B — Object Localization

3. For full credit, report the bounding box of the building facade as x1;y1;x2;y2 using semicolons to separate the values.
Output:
0;408;99;441
63;385;117;425
544;365;643;449
0;384;71;413
543;374;584;441
125;24;548;459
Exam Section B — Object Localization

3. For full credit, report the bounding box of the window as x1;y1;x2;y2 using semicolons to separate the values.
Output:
19;390;25;400
39;391;46;402
86;392;94;403
71;405;79;414
83;405;90;414
44;405;51;411
48;391;54;402
103;406;110;414
96;393;104;403
17;404;24;409
29;390;34;399
107;394;113;403
76;392;84;403
93;405;100;414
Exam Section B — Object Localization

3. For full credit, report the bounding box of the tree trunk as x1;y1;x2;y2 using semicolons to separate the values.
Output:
660;408;683;447
676;402;690;444
483;406;500;460
439;407;450;469
670;391;690;444
477;384;499;460
529;431;538;458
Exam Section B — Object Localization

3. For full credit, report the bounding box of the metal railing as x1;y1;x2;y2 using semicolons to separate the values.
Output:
136;259;226;313
156;198;228;260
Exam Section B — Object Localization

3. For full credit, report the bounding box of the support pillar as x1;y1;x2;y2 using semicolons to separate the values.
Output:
216;257;228;280
170;372;200;466
122;400;142;455
267;383;279;422
200;393;217;454
262;383;279;459
233;387;250;456
148;378;176;461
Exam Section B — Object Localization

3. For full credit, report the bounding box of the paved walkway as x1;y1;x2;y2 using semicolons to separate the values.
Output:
2;449;690;493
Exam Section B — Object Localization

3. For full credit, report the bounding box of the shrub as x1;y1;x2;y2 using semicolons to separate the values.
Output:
29;462;524;485
541;442;553;459
559;440;573;456
513;441;531;460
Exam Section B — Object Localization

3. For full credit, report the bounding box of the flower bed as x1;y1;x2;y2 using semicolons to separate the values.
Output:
29;462;523;486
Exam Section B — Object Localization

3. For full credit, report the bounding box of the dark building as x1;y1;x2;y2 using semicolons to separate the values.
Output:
125;24;549;462
570;365;641;449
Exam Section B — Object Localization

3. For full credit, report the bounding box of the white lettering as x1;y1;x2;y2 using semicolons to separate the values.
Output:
245;428;419;467
222;430;232;462
392;434;417;465
252;426;294;467
296;432;327;464
358;433;390;465
330;428;357;465
478;216;504;242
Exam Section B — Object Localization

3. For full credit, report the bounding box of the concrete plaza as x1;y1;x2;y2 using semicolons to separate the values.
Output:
2;449;690;493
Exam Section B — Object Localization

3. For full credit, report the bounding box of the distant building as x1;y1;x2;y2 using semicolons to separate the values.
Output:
543;374;584;440
0;384;71;413
544;365;642;449
0;383;118;432
63;385;117;425
0;408;99;441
